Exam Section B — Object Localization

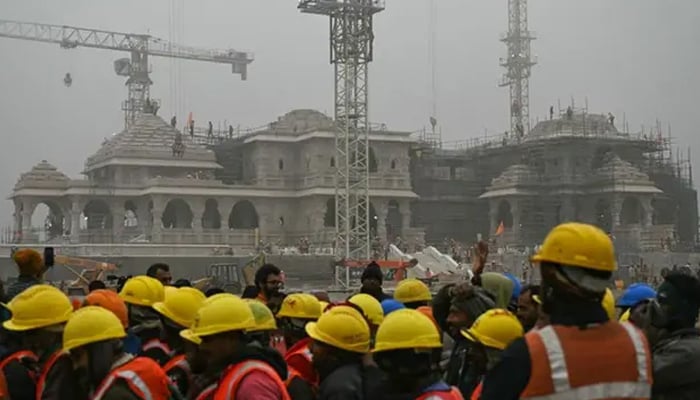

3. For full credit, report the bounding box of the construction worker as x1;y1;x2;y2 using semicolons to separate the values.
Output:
119;275;170;365
5;248;44;301
277;293;322;398
381;299;405;316
393;278;432;309
460;309;524;399
359;262;391;302
177;331;211;400
349;293;385;337
515;285;541;332
371;309;462;400
641;272;700;398
146;263;173;286
3;284;76;400
245;299;279;348
83;289;141;355
480;222;652;399
617;283;656;327
180;293;290;400
153;287;206;395
305;305;379;400
63;306;171;399
254;263;286;310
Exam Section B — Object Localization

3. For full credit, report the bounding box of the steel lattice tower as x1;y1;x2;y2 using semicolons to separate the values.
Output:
299;0;385;260
499;0;536;136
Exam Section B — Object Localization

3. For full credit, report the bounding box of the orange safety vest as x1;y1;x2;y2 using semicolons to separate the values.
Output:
194;382;217;400
284;341;317;387
213;360;291;400
417;385;463;400
163;354;191;390
92;356;171;400
521;322;652;400
141;339;172;357
35;350;66;400
470;381;482;400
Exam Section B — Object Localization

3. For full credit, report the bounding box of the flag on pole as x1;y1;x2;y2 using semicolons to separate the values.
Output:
495;221;505;236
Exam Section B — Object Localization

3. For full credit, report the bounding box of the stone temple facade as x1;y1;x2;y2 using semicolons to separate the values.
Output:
411;111;697;253
10;110;421;249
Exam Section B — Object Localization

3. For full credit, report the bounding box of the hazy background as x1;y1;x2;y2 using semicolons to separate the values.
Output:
1;0;698;227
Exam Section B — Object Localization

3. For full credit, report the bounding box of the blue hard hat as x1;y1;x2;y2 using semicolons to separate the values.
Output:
617;283;656;308
381;299;405;316
504;273;522;299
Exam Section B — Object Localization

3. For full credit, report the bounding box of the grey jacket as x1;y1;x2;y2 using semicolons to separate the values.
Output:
651;328;700;400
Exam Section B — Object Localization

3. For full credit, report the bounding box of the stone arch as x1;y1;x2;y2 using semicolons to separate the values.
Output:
229;200;259;229
324;198;335;227
83;200;112;230
496;200;514;228
202;199;221;229
651;198;674;225
594;199;612;232
31;201;65;241
162;199;193;229
386;200;402;240
124;200;138;228
620;197;644;225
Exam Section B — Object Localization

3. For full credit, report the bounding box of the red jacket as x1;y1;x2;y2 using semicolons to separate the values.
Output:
284;338;317;386
92;356;171;400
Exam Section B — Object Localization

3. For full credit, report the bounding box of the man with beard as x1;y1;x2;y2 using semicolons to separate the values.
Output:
181;294;289;400
515;285;540;332
255;264;287;314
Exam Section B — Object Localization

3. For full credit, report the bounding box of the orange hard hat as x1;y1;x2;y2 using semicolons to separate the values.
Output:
84;289;128;328
416;306;439;330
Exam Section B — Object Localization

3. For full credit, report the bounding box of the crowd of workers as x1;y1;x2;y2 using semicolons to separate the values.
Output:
0;222;699;399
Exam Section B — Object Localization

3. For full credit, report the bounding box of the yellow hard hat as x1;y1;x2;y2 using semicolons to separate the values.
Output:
180;328;202;345
619;308;631;322
319;301;330;312
349;293;384;326
119;276;165;307
393;279;432;304
305;305;370;353
373;309;441;352
276;293;322;320
461;309;524;350
153;287;206;328
531;222;616;272
246;299;278;332
602;288;616;320
3;285;73;331
63;306;126;351
181;294;255;340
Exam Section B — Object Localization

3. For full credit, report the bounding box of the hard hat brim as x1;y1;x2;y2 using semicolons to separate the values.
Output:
180;329;202;345
532;295;542;305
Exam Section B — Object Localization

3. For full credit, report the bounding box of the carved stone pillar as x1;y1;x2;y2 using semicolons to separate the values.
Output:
12;203;21;242
151;207;163;243
70;201;81;243
21;208;32;243
641;197;654;227
611;197;623;228
400;211;411;235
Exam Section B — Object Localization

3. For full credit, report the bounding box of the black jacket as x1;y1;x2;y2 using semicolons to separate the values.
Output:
2;351;38;400
651;328;700;400
318;363;381;400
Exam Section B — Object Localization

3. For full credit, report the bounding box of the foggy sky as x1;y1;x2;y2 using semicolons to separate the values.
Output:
1;0;699;227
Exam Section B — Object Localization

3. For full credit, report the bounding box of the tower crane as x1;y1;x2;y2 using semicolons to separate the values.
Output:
499;0;536;137
0;19;254;128
298;0;385;261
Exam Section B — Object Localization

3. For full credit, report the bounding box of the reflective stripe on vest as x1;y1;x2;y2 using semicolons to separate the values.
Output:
92;357;170;400
142;339;171;355
214;360;291;400
195;383;217;400
0;350;37;373
35;350;65;400
164;354;190;377
523;323;651;400
93;369;154;400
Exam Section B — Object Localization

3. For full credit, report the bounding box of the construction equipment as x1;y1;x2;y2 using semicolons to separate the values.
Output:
298;0;385;261
53;255;119;296
499;0;536;136
0;19;253;128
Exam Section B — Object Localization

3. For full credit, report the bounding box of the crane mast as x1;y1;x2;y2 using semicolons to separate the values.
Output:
499;0;536;137
0;20;253;128
298;0;385;261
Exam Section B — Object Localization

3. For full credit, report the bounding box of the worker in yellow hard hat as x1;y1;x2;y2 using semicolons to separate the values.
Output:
180;294;289;399
63;306;171;399
393;278;432;309
349;293;385;337
3;284;74;399
153;286;206;396
277;293;322;397
119;275;169;365
371;309;462;399
461;309;524;399
305;305;377;399
480;223;652;399
246;299;279;348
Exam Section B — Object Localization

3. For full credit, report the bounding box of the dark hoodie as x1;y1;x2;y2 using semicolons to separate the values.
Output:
360;263;391;302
